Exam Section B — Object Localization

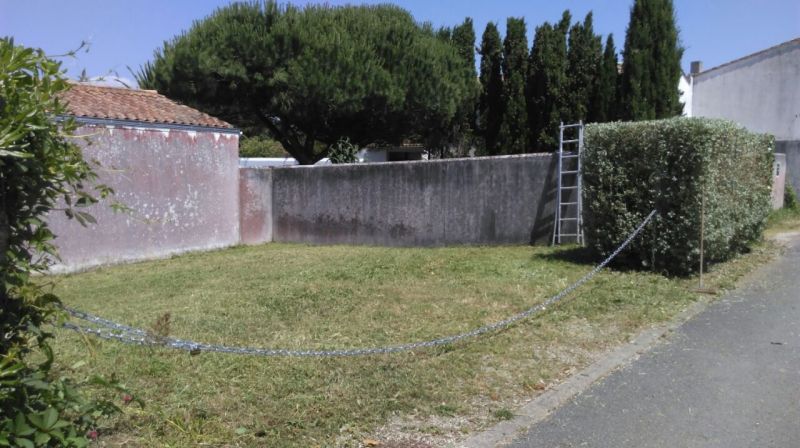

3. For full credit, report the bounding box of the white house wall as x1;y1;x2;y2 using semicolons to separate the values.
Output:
691;39;800;140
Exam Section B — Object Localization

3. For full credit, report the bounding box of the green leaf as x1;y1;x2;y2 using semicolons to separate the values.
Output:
33;431;50;446
12;438;34;448
42;408;58;429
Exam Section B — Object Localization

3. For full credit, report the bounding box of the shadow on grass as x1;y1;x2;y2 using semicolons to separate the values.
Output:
533;245;598;266
533;245;664;275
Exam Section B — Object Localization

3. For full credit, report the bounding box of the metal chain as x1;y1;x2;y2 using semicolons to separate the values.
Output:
61;210;657;357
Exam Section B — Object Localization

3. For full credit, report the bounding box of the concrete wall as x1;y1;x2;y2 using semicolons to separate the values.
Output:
48;124;240;272
266;154;562;247
240;168;273;244
777;140;800;197
692;39;800;140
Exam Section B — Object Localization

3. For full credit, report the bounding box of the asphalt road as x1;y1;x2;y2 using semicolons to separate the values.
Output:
508;238;800;448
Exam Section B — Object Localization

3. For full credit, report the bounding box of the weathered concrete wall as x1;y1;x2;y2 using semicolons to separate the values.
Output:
692;40;800;140
269;154;561;247
777;140;800;197
239;168;273;244
48;124;240;272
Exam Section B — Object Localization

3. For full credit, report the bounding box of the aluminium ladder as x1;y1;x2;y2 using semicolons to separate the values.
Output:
552;121;584;245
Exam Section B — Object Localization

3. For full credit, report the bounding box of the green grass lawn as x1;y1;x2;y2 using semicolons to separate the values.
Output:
766;207;800;235
47;238;776;447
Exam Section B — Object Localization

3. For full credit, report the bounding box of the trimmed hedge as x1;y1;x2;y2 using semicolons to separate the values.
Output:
583;117;774;275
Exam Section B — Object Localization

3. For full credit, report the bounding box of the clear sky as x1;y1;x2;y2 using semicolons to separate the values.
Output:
2;0;799;85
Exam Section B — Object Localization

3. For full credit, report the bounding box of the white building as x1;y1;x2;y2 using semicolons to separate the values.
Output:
686;37;800;199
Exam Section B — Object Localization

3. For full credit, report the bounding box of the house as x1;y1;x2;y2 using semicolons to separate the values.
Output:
686;38;799;198
48;83;241;272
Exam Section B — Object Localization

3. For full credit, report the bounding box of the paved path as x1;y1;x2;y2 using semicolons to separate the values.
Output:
508;238;800;448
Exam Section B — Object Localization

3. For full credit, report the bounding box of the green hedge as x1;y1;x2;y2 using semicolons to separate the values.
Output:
582;117;774;275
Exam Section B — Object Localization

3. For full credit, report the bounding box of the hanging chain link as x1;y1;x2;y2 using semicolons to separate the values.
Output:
61;210;657;357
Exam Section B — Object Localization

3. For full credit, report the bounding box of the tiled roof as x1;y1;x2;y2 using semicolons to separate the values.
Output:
59;83;234;129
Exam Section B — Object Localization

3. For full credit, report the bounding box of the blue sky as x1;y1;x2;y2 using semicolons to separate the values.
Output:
2;0;798;85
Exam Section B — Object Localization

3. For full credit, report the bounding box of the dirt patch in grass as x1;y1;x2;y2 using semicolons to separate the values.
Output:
47;237;777;447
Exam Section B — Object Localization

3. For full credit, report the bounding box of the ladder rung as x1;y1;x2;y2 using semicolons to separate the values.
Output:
561;123;583;128
560;202;578;206
561;170;579;175
561;186;578;190
562;139;580;144
558;233;579;237
560;217;579;221
561;153;579;158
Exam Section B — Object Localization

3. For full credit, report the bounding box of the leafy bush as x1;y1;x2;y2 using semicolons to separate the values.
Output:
0;38;132;446
327;137;358;164
784;182;799;210
239;135;289;158
582;117;774;275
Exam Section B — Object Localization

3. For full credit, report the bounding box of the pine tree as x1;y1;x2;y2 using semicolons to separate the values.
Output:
620;0;684;120
478;22;504;155
565;12;602;123
497;17;529;154
526;10;570;151
591;34;619;122
138;3;476;164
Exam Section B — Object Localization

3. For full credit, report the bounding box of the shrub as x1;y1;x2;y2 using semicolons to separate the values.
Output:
327;137;358;164
582;117;774;275
784;182;799;210
1;38;132;447
239;135;289;158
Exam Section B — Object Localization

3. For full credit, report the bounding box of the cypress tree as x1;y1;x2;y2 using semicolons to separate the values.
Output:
478;22;503;155
620;0;684;120
526;10;570;150
452;18;477;77
565;12;602;123
497;17;529;154
591;34;619;122
450;18;479;156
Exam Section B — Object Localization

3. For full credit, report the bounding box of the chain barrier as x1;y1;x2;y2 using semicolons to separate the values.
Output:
60;210;657;357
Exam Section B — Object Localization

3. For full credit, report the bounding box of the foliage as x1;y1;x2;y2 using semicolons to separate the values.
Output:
582;117;774;275
327;137;359;164
564;12;602;123
526;11;570;151
590;34;620;123
431;18;480;158
452;18;477;80
619;0;684;120
446;17;480;157
477;22;504;156
496;17;528;154
0;38;132;447
239;135;289;158
784;182;799;210
137;2;475;164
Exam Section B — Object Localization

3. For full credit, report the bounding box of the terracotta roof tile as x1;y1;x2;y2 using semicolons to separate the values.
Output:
59;83;234;129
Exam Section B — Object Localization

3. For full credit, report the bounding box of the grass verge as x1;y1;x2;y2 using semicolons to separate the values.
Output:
47;233;779;447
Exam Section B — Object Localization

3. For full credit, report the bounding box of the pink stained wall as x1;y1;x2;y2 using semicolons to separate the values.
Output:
48;124;240;272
